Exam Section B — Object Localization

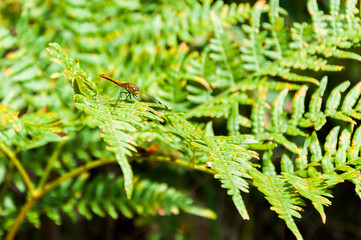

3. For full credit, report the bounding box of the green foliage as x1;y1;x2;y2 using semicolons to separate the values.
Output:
48;42;258;220
0;105;66;151
36;174;216;224
1;0;361;239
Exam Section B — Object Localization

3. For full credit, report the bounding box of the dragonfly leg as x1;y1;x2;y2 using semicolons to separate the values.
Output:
124;92;133;101
115;91;134;107
115;92;125;107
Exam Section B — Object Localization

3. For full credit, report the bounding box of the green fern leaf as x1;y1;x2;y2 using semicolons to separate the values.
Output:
270;88;288;132
342;81;361;111
250;169;304;240
281;153;294;174
0;104;66;150
282;173;332;224
165;114;258;220
335;125;352;167
251;88;267;136
262;149;276;176
349;125;361;158
210;11;244;86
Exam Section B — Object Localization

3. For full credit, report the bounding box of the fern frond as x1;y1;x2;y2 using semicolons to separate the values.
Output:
249;77;361;155
26;174;216;227
209;11;244;87
0;104;66;151
0;10;70;111
250;169;304;240
284;124;361;198
163;114;258;219
282;173;332;223
184;0;361;127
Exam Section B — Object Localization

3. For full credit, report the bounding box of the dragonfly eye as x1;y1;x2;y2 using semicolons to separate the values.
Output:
133;87;139;94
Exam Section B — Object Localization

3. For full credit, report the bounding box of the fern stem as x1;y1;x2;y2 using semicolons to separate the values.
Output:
139;156;215;174
0;141;35;195
5;196;37;240
271;27;282;58
42;158;116;195
173;159;214;174
37;141;65;189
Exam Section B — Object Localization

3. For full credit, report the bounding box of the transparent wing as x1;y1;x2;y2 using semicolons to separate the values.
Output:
138;90;169;109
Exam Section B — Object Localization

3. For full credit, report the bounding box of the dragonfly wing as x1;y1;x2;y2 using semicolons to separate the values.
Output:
139;90;168;108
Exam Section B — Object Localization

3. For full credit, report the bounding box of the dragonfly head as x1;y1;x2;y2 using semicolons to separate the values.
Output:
132;87;139;95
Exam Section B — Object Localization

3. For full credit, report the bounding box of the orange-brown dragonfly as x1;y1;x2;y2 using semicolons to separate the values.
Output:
99;74;168;109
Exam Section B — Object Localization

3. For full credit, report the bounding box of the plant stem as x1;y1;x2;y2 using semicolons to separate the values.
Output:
37;141;65;189
0;141;35;195
135;155;215;174
5;196;37;240
5;158;116;240
42;158;116;195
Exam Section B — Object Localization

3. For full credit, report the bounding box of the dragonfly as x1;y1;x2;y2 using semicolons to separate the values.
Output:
99;74;169;109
